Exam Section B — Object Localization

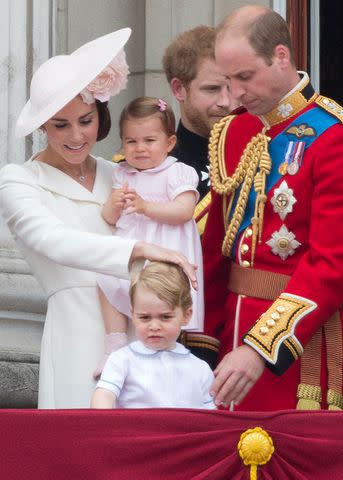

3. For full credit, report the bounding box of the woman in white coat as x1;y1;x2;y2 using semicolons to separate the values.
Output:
0;29;197;409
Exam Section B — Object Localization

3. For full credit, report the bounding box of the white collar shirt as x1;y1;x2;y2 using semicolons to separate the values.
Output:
96;341;216;409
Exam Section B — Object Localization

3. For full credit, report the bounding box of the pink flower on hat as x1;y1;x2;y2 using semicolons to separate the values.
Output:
80;49;129;104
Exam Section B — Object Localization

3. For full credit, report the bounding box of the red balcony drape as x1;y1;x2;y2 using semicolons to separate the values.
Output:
0;409;342;479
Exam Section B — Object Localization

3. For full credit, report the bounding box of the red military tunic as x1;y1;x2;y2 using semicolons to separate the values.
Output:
203;73;343;411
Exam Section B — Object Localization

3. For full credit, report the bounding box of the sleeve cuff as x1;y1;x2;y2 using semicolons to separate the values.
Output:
243;293;317;374
96;379;121;397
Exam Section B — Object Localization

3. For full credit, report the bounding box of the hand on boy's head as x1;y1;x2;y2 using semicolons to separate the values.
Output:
130;242;198;289
179;259;197;290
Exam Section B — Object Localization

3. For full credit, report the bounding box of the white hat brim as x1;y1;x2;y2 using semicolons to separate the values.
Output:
15;28;131;137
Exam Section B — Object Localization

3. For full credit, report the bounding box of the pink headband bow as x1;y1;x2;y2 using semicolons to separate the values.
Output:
158;99;167;111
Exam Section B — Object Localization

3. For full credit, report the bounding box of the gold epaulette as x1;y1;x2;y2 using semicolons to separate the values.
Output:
194;191;211;236
315;95;343;123
112;153;125;163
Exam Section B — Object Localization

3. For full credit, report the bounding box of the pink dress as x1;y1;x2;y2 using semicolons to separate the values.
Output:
97;156;204;331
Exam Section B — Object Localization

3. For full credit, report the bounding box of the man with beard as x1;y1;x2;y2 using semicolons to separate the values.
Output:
163;26;238;235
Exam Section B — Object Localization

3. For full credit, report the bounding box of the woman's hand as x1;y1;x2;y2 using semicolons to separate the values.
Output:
130;241;198;290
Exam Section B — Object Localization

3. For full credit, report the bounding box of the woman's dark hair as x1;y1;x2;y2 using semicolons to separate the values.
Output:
96;100;111;141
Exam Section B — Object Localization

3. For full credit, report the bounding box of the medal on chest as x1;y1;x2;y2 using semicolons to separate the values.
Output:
278;141;305;176
266;225;301;260
271;180;297;220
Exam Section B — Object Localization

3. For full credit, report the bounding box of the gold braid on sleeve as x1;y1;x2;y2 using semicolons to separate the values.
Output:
209;116;271;264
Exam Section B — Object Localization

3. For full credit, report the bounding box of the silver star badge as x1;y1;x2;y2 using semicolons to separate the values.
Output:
271;180;297;220
266;225;301;260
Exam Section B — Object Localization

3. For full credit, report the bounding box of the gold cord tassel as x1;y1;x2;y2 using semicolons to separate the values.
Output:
327;389;343;410
209;119;271;260
250;132;271;266
257;146;272;240
250;216;259;267
296;383;322;410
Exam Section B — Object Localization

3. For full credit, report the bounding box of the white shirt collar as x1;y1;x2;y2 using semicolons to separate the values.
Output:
129;340;190;356
119;155;177;174
280;71;309;102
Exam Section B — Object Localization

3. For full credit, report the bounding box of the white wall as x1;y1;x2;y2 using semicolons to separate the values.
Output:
145;0;271;120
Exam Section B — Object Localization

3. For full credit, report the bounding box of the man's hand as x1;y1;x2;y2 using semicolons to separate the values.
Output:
210;344;265;407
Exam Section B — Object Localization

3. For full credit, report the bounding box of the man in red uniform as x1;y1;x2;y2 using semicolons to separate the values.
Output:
203;4;343;411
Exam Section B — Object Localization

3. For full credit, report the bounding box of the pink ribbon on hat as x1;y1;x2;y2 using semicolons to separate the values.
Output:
158;99;167;111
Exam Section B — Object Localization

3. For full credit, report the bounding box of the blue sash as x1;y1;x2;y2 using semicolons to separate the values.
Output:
229;106;339;256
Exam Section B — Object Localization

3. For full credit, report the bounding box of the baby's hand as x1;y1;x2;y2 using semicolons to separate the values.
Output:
110;183;131;211
102;182;135;225
124;190;146;215
110;189;125;207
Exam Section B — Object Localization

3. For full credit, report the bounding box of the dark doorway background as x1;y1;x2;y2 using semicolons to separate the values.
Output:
320;3;343;104
287;1;342;105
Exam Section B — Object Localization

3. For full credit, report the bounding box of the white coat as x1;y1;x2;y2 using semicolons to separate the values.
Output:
0;155;137;408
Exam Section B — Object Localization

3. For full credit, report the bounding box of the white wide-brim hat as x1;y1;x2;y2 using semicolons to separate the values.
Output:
15;27;131;137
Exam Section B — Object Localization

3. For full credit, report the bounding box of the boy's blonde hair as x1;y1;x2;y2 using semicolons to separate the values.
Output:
129;262;192;312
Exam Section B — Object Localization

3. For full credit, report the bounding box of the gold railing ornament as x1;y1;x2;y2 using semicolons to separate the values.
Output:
238;427;275;480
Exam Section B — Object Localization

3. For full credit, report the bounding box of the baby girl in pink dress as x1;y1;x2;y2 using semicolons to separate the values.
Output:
95;97;204;376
